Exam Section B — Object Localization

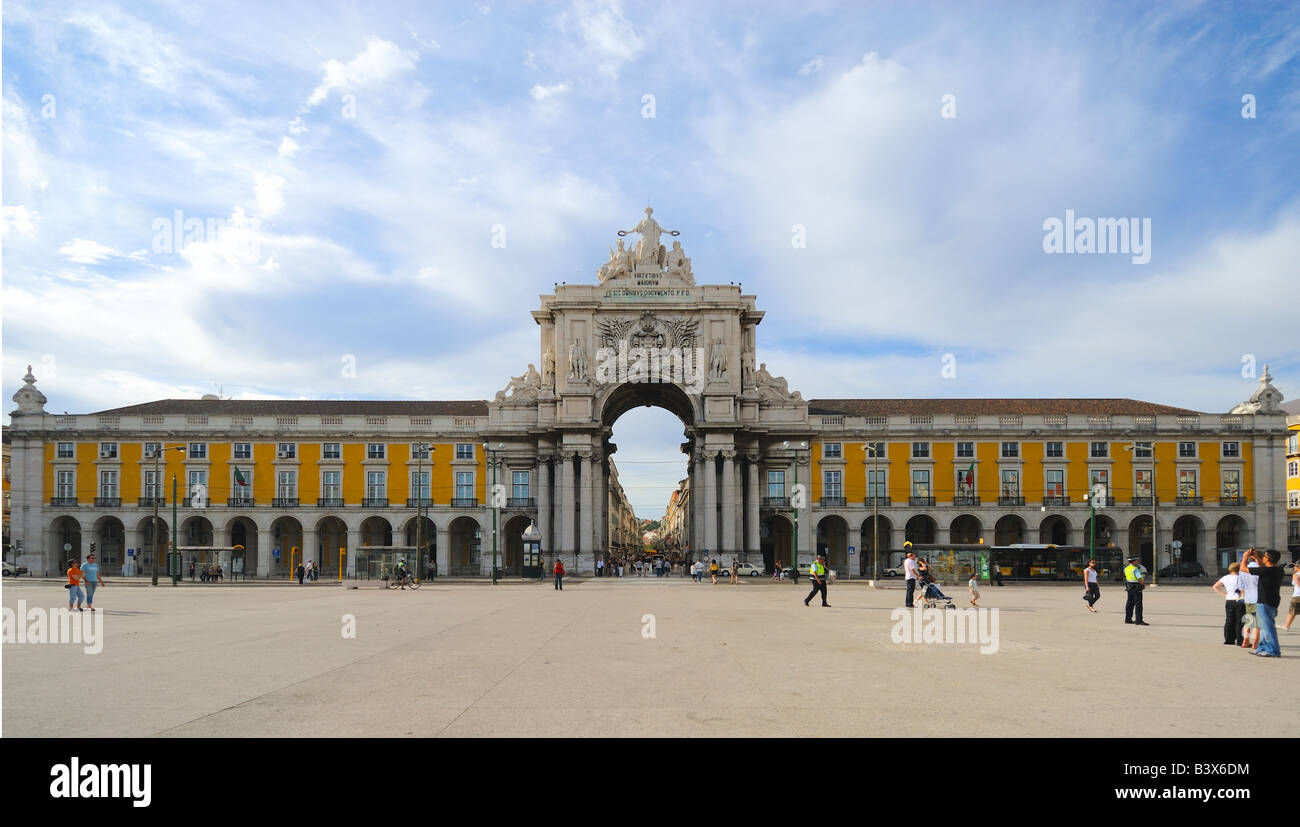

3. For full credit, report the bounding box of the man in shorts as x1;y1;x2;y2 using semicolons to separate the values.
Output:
1237;550;1260;649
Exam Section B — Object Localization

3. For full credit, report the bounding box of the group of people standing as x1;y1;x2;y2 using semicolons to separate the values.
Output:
594;555;678;577
295;560;321;584
1212;548;1296;658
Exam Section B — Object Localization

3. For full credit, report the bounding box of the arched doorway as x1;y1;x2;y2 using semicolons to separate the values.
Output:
134;516;168;576
268;516;301;576
1216;514;1248;564
181;515;216;574
315;516;347;575
995;515;1025;546
1083;515;1117;551
92;516;126;574
1128;515;1155;571
1038;515;1071;545
403;516;437;576
228;516;262;577
49;515;82;575
860;515;893;577
450;516;481;576
904;514;936;545
950;514;982;545
762;514;792;574
1172;515;1203;566
816;515;849;575
503;515;532;576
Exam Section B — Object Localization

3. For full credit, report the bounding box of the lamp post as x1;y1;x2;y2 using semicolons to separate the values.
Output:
151;445;186;586
1125;444;1158;585
414;443;431;581
171;474;179;586
483;442;503;584
863;442;882;581
783;440;808;583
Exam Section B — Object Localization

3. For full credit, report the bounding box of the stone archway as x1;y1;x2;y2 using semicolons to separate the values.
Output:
48;515;82;575
905;514;936;545
860;515;893;577
950;514;982;545
816;515;849;575
1038;514;1072;545
92;515;127;574
449;516;481;576
762;514;792;574
995;514;1026;546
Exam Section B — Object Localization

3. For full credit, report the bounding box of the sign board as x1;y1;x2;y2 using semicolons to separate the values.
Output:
273;547;281;558
848;546;856;555
127;549;135;557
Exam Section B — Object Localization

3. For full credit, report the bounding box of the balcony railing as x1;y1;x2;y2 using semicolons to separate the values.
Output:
998;495;1025;507
406;497;435;508
1219;495;1246;507
819;496;846;507
317;497;345;508
94;497;121;508
272;497;299;508
909;496;936;507
228;497;255;507
505;497;536;508
1042;496;1070;507
1176;495;1202;506
137;497;165;507
1131;496;1157;507
361;497;389;508
450;498;478;508
863;496;891;507
761;496;790;508
952;495;980;506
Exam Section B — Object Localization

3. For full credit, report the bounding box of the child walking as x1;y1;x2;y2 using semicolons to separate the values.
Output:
968;570;981;606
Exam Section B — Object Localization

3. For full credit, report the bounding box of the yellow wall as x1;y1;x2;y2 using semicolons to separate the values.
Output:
342;443;365;503
299;443;320;502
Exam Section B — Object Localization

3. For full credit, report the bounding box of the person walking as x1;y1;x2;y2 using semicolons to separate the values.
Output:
66;559;86;611
1082;559;1100;612
773;559;783;580
596;557;604;578
296;562;306;585
82;552;105;610
730;558;739;584
969;569;981;607
1212;562;1245;645
804;553;830;607
709;558;719;584
553;557;565;590
188;558;196;581
1246;548;1285;658
1282;564;1300;631
903;551;919;608
1123;555;1148;625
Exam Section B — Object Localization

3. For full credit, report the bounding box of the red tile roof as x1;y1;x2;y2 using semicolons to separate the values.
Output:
806;398;1201;416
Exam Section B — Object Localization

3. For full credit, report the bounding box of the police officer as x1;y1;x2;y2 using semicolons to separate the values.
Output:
804;553;830;607
1123;555;1149;625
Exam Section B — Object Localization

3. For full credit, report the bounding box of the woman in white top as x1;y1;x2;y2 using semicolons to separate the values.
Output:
1212;562;1245;645
1082;559;1100;612
1282;566;1300;631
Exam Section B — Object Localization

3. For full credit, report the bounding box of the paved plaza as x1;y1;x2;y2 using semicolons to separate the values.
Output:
3;577;1296;738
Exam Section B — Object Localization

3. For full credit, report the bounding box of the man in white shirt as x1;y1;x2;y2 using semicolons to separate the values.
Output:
1212;562;1245;645
903;552;919;607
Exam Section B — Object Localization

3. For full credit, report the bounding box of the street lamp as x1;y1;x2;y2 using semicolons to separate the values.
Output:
414;443;432;582
151;444;186;586
863;442;883;582
783;440;808;583
1124;444;1158;585
483;442;504;584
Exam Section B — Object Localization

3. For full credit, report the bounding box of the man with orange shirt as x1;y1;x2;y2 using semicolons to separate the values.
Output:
66;559;86;611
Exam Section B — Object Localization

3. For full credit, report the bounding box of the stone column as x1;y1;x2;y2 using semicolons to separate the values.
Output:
721;450;737;557
599;456;609;558
537;455;552;556
256;529;273;577
704;451;718;558
558;453;574;558
302;526;318;567
579;453;595;568
746;455;760;561
436;524;450;576
347;526;361;577
691;452;704;559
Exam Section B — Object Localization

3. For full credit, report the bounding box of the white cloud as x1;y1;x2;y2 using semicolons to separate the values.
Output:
562;0;646;78
58;239;123;264
277;136;299;158
1;206;41;238
306;37;419;106
254;173;286;216
530;81;572;100
798;55;824;75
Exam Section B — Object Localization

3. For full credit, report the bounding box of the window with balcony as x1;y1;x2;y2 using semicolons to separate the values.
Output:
912;442;930;459
1090;469;1110;504
57;470;75;500
511;471;530;502
1221;442;1240;458
321;471;342;501
911;469;930;497
767;470;785;500
410;470;431;502
1045;442;1063;458
232;470;252;501
1178;469;1197;501
57;442;75;459
455;471;475;501
1134;469;1152;502
143;470;161;500
277;471;296;500
322;443;342;460
1221;470;1241;503
99;442;118;459
366;443;385;460
1000;442;1019;458
867;469;887;501
1133;441;1153;458
456;444;475;460
1089;442;1108;458
233;442;252;459
366;471;386;498
1000;470;1020;503
411;443;431;460
1178;441;1196;458
956;442;974;459
822;443;841;459
822;470;842;504
188;470;208;505
187;442;206;459
99;470;118;499
277;443;297;459
1045;470;1064;499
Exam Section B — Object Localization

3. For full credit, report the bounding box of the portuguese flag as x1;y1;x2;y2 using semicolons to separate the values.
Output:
234;466;248;487
963;462;975;490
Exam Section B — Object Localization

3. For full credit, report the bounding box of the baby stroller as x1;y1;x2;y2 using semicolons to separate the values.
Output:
919;577;956;610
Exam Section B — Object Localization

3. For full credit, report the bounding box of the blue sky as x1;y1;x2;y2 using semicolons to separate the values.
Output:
4;0;1299;517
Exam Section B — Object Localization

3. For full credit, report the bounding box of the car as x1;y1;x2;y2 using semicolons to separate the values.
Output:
3;561;29;577
729;562;765;577
882;565;906;577
1157;561;1206;578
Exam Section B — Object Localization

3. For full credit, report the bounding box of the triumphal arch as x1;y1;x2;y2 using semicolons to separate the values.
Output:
484;208;815;572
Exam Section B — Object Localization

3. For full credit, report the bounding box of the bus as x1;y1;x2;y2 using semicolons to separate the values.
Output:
896;544;1127;583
